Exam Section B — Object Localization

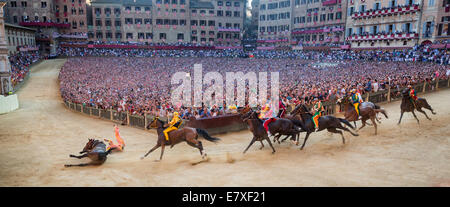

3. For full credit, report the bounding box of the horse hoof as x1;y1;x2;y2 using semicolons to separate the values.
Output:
140;156;145;160
272;151;275;154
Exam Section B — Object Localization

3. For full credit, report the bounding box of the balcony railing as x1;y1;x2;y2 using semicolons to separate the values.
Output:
19;21;70;28
217;27;240;32
346;32;419;41
352;5;420;19
292;27;344;35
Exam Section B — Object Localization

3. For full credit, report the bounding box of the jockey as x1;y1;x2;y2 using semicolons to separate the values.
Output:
350;89;363;117
408;85;418;108
105;125;125;151
311;98;324;131
260;100;277;137
163;111;182;142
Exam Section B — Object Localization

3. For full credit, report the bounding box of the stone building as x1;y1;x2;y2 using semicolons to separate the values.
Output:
5;23;37;55
257;0;292;47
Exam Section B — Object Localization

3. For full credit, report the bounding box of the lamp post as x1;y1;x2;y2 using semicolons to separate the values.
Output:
0;0;12;95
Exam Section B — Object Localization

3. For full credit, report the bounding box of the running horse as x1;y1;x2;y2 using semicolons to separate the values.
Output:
141;117;220;161
337;95;388;135
241;110;276;154
293;104;359;150
65;139;113;167
398;88;436;124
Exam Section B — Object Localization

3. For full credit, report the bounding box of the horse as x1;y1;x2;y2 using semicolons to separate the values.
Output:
241;110;276;154
141;117;220;161
294;104;359;150
398;88;436;125
245;109;306;144
65;139;113;167
337;95;388;135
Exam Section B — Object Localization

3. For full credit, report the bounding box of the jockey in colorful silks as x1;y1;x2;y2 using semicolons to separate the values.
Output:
311;98;324;131
105;125;125;151
163;111;182;141
408;85;418;108
350;89;363;117
259;100;278;137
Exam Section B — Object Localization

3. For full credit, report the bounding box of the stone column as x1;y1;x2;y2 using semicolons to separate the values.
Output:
0;2;12;95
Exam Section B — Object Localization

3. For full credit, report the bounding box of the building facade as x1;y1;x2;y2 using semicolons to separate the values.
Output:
291;0;347;47
5;23;36;55
257;0;292;47
435;0;450;42
345;0;422;49
88;0;245;45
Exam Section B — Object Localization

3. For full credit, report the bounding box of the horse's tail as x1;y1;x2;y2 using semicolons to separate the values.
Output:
196;128;221;143
374;108;389;119
338;118;355;130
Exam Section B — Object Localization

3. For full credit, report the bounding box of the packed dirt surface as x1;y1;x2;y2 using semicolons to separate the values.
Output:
0;59;449;186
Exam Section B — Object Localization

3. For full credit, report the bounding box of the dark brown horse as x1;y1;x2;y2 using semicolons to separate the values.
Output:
241;110;276;154
65;139;113;167
398;88;436;124
141;117;220;161
294;104;359;150
338;95;388;135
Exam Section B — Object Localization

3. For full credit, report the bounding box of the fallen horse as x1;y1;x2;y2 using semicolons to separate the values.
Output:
65;139;113;167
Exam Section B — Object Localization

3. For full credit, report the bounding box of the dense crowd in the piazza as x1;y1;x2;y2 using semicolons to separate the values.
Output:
9;51;44;88
54;45;450;118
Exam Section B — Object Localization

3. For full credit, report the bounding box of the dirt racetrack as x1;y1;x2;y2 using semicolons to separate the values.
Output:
0;59;449;186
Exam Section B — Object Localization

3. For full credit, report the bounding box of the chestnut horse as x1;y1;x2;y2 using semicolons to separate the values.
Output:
65;139;113;167
141;117;220;161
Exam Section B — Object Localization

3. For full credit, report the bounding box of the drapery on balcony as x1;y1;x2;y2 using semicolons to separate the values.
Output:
322;0;337;6
20;22;71;28
352;5;420;19
346;32;419;41
217;27;240;32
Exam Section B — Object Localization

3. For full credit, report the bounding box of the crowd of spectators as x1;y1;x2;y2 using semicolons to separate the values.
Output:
58;45;450;119
9;51;44;88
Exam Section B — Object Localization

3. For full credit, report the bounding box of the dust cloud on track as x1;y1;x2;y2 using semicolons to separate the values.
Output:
0;59;449;186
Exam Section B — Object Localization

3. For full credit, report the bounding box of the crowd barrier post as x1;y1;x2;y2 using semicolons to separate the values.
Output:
387;87;391;102
127;111;130;125
80;104;83;114
448;78;450;88
422;81;426;93
110;107;113;121
89;107;92;116
97;106;101;118
436;77;440;90
144;112;148;130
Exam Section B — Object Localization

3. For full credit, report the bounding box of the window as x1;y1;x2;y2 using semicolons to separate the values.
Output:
116;33;122;39
260;4;266;10
41;2;47;8
138;33;145;39
146;33;153;39
125;18;133;24
144;19;151;24
336;12;342;20
226;1;231;7
10;1;17;7
105;20;111;26
126;33;133;39
135;7;141;12
115;20;121;26
234;2;240;7
21;1;27;7
135;18;142;24
159;33;166;39
217;11;223;16
180;20;186;25
218;1;223;6
145;7;151;12
226;11;232;17
429;0;435;6
234;11;240;17
177;33;184;40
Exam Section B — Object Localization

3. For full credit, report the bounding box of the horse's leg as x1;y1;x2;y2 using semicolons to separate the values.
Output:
411;110;420;124
69;154;88;159
266;136;276;154
417;108;431;120
353;121;357;128
398;111;404;125
64;163;91;167
141;143;161;160
186;140;205;158
336;124;359;137
327;128;345;145
243;136;257;154
358;117;367;131
259;140;265;150
370;116;377;135
300;132;311;150
155;143;166;161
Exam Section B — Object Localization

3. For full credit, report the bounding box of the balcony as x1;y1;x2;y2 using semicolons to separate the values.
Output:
322;0;337;6
88;25;94;31
352;4;420;19
217;27;240;32
346;32;419;41
292;27;344;35
19;21;70;28
105;26;111;30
